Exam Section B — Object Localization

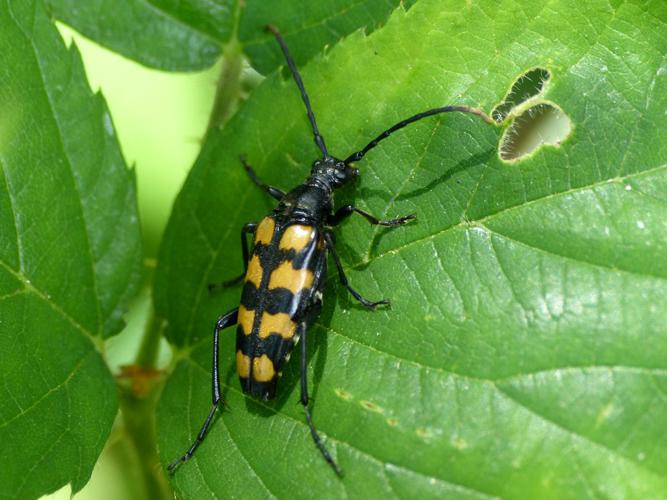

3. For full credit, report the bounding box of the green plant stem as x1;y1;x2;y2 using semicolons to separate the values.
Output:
135;307;164;368
116;301;172;500
208;42;244;131
118;381;171;500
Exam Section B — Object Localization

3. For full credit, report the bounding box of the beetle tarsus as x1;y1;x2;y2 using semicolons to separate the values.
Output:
328;205;416;227
378;213;416;226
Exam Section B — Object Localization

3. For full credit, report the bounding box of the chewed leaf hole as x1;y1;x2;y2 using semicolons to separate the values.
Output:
499;102;572;161
492;67;551;122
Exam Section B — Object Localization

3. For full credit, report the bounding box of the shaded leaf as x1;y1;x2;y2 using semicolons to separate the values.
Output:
156;0;667;497
46;0;229;72
46;0;414;73
0;0;142;497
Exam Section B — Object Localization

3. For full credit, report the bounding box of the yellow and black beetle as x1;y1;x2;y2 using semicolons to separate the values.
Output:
168;25;492;476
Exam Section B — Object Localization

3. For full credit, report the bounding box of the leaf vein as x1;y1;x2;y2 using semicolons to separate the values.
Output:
351;163;667;269
494;384;667;479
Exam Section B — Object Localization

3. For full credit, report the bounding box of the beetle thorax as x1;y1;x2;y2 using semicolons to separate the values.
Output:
277;183;332;222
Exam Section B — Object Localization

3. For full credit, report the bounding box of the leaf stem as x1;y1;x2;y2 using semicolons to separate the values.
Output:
207;41;244;131
135;306;164;368
114;284;172;499
118;381;172;500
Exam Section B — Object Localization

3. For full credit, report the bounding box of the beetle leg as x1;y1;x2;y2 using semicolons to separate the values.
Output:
240;155;285;200
299;323;343;476
208;222;257;292
324;231;390;309
327;204;415;227
167;307;239;473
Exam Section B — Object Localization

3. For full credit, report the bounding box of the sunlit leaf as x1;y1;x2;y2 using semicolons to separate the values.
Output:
156;0;667;497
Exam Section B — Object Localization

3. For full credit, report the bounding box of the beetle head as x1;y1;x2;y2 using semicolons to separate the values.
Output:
310;157;359;188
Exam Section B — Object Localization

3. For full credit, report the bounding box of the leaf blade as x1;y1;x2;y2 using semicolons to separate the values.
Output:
156;0;667;497
47;0;227;71
47;0;414;73
0;0;142;496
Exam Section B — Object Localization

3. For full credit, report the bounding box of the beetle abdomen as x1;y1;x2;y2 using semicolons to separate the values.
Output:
236;216;325;400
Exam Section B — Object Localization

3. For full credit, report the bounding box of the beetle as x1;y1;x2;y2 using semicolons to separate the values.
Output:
168;25;492;476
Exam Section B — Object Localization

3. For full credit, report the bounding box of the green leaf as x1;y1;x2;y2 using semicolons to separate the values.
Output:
46;0;228;72
156;0;667;497
238;0;417;74
0;0;142;497
46;0;413;73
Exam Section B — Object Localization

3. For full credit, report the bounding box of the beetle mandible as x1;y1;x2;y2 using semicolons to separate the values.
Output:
168;25;492;476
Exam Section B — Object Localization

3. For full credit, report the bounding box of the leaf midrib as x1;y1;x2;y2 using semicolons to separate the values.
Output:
8;2;103;336
0;349;93;430
0;259;99;347
350;163;667;281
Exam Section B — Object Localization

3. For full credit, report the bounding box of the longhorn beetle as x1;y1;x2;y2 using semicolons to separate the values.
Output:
168;25;493;476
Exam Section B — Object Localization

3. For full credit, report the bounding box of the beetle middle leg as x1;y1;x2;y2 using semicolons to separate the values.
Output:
167;307;239;473
324;231;389;309
328;204;415;227
208;222;256;291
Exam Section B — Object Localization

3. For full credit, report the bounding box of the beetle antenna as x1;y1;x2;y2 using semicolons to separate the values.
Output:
267;25;329;158
344;105;493;164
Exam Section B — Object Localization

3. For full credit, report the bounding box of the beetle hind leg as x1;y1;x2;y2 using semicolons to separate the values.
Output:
167;307;239;473
300;324;343;476
324;232;390;309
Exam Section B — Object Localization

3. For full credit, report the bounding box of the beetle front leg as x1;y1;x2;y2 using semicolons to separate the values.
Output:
324;232;389;309
327;204;415;227
209;222;256;291
240;155;285;201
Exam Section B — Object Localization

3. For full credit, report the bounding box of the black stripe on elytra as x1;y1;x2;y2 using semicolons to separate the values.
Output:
240;282;259;310
265;287;295;314
245;379;277;400
236;326;249;354
237;327;297;357
290;238;320;270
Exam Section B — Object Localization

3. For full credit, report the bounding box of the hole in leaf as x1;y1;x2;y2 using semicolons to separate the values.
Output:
492;67;551;122
499;102;572;161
